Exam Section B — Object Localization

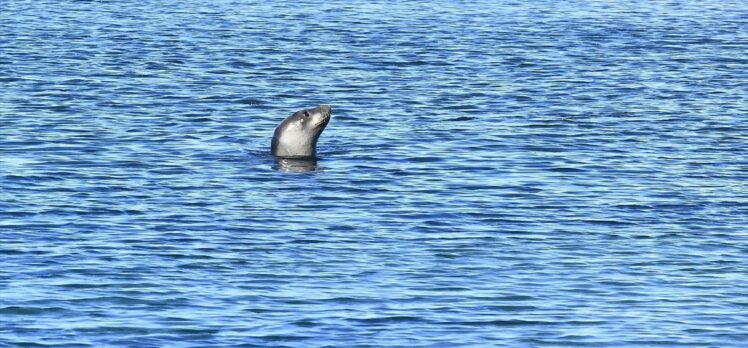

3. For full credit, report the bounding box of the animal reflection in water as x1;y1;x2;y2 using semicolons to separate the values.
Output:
274;157;320;172
271;104;332;172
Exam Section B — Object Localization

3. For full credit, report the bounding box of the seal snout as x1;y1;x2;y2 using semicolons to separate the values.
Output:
315;104;332;129
320;104;332;116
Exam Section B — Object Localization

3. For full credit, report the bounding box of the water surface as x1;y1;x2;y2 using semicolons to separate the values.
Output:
1;1;747;347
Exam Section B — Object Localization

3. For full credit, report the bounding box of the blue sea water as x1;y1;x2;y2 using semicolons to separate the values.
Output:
1;0;748;346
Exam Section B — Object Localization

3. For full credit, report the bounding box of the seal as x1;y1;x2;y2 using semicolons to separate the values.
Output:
271;104;332;158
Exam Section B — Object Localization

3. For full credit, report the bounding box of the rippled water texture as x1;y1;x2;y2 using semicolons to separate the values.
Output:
2;1;748;347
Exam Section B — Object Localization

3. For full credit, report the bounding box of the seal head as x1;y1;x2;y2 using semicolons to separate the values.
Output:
271;105;331;158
